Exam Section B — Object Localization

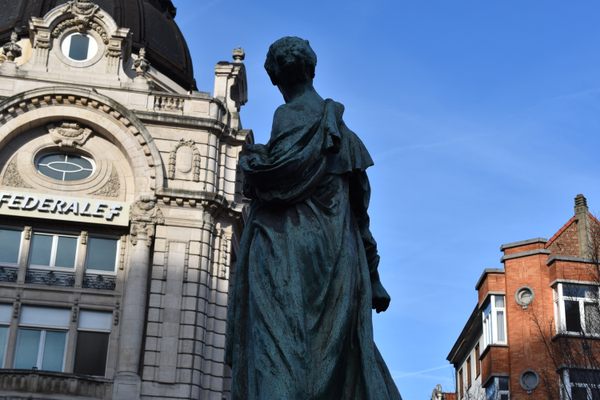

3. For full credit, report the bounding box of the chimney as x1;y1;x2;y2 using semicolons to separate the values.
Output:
574;194;590;258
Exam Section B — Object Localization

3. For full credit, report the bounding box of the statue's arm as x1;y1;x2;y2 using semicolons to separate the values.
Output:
349;171;391;312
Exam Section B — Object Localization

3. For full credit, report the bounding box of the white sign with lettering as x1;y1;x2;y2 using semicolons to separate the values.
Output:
0;191;129;226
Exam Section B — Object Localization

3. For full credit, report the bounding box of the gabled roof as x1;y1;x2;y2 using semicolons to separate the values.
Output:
545;216;576;248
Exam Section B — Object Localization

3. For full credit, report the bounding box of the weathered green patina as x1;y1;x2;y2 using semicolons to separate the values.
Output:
226;37;402;400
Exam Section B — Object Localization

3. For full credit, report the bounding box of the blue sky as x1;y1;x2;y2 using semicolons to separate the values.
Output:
175;1;600;398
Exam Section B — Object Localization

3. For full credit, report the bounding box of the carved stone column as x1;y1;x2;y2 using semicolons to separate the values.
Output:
113;199;163;400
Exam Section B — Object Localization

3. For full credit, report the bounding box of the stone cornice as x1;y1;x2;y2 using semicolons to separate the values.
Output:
155;188;243;220
500;237;547;251
500;249;551;263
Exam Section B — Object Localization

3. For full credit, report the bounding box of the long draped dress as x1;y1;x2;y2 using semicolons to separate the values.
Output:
226;98;402;400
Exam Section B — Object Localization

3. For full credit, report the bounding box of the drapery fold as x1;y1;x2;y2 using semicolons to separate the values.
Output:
226;99;401;400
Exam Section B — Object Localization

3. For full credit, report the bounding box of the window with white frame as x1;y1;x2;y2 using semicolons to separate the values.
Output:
485;376;509;400
562;369;600;400
85;237;119;273
29;232;78;269
482;295;507;348
0;304;11;368
13;307;70;372
556;283;600;336
73;310;112;376
0;228;22;266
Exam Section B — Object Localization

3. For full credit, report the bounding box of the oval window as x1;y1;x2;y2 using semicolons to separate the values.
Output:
61;33;98;62
36;153;95;181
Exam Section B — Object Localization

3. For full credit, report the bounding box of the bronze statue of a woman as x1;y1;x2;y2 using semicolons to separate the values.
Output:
226;36;402;400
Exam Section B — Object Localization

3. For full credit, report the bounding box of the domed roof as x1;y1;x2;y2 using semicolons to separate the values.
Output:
0;0;196;90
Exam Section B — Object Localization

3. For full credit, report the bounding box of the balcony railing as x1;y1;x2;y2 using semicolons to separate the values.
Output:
0;369;112;399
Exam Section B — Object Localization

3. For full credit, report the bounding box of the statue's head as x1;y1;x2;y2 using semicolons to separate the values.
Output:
265;37;317;87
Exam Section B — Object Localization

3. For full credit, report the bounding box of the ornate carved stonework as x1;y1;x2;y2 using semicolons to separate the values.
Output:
0;91;160;191
82;274;116;290
0;267;18;283
48;122;93;148
25;270;76;287
154;96;185;112
1;32;22;62
52;0;107;43
130;198;164;246
92;168;121;198
133;48;150;77
2;159;32;188
168;139;201;181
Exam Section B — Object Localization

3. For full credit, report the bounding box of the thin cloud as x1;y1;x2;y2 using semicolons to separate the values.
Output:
393;364;453;379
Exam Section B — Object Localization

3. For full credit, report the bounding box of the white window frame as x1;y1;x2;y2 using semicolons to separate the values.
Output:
0;226;23;267
0;303;11;368
15;307;70;372
555;282;600;336
482;294;507;348
485;376;510;400
84;236;120;275
29;232;79;271
60;32;98;63
73;310;113;376
562;369;600;400
15;329;68;371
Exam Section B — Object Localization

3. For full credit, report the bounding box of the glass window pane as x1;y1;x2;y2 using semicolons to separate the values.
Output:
66;155;93;170
41;331;66;372
571;369;600;384
572;387;588;400
564;284;598;298
584;303;600;334
38;154;65;164
30;234;52;266
0;326;8;367
0;229;21;264
78;310;112;331
14;329;40;369
36;165;64;180
20;306;70;329
497;310;506;342
55;236;77;268
498;377;509;390
483;301;492;317
495;296;505;308
566;300;583;332
86;237;117;272
65;170;92;181
69;34;90;61
74;331;109;376
485;383;496;400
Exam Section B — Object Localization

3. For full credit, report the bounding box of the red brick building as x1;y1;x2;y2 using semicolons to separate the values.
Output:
447;195;600;400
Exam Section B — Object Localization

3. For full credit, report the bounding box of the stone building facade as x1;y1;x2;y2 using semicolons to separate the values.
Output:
0;1;250;399
447;195;600;400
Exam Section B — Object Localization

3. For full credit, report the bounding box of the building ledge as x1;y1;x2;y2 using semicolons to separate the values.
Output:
475;268;504;290
0;369;112;399
547;255;597;266
500;249;551;263
500;237;547;251
552;332;600;342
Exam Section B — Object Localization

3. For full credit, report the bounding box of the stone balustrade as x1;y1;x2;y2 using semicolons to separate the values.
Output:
0;370;112;399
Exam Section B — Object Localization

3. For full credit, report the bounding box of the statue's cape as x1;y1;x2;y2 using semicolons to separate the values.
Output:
239;99;373;204
226;98;402;400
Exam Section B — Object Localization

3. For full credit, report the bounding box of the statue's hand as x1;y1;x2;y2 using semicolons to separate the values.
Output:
372;280;391;313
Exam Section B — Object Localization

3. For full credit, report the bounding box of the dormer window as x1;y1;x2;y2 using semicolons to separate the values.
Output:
61;33;98;62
